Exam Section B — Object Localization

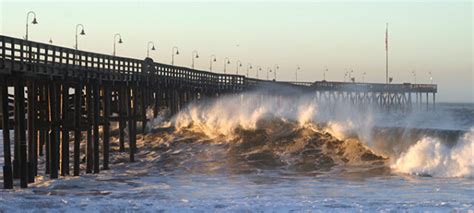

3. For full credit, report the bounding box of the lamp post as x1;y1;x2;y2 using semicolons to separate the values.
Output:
323;67;328;81
25;11;38;41
344;70;348;82
236;60;242;74
147;41;156;58
246;63;252;77
429;71;433;84
113;33;123;56
295;66;301;81
256;66;262;78
171;46;179;65
191;50;199;69
224;57;230;74
273;65;279;80
412;70;417;84
210;54;217;71
49;38;53;44
362;72;366;83
75;24;86;50
267;68;272;80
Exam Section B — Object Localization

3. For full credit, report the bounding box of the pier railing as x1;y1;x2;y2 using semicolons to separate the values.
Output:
0;35;251;91
0;35;438;93
312;81;437;93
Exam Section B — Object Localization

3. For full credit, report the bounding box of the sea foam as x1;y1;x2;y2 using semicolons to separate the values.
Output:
392;128;474;178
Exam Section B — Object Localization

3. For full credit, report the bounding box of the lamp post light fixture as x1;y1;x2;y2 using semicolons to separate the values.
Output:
412;70;417;84
49;38;53;44
191;50;199;69
295;66;301;81
171;46;179;65
113;33;123;56
75;24;86;50
256;66;262;78
224;57;230;74
246;63;253;77
323;67;328;81
267;68;272;80
25;11;38;41
236;60;242;74
210;54;217;71
146;41;156;58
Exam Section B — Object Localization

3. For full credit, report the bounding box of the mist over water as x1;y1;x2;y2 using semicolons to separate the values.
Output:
162;90;474;178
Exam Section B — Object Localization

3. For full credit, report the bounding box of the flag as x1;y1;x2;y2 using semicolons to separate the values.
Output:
385;23;388;51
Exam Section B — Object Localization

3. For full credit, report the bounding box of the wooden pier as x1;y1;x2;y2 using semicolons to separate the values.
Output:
0;35;437;189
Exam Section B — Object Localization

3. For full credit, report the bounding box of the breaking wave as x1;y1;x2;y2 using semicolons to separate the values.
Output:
391;129;474;178
146;92;473;178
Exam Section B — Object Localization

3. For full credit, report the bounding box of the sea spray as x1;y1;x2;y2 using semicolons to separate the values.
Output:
166;91;473;177
392;129;474;178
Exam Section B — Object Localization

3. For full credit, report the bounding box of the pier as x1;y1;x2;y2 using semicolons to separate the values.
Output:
0;35;437;189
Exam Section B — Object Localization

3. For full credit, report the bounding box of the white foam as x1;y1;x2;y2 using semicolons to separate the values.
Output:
392;128;474;178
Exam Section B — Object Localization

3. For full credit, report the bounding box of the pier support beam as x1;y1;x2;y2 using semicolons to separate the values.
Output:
128;86;136;162
2;83;13;189
27;81;36;182
49;82;60;179
103;85;111;170
93;83;100;174
86;83;93;174
119;86;126;152
73;83;82;176
61;84;70;176
15;79;28;188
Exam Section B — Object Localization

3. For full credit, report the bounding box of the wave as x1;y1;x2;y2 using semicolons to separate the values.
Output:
144;92;473;178
391;129;474;178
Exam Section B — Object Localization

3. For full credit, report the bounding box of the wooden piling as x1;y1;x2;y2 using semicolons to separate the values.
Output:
118;86;126;152
27;80;36;182
103;85;111;170
93;83;100;174
128;86;135;162
1;83;13;189
141;87;147;133
49;82;59;179
61;83;70;176
86;83;93;173
73;83;82;176
45;84;50;174
13;80;28;187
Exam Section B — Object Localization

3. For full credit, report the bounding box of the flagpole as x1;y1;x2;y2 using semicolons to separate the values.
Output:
385;23;389;84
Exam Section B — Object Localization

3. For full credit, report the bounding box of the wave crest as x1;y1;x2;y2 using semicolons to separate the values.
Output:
391;129;474;178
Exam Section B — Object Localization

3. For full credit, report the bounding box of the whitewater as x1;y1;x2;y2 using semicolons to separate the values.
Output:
0;91;473;211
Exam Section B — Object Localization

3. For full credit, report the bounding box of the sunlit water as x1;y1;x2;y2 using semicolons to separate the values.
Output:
0;98;473;211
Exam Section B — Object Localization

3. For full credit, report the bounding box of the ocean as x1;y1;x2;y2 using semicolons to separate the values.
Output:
0;92;473;212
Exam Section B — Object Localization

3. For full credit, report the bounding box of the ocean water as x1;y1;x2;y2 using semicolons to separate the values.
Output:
0;93;473;212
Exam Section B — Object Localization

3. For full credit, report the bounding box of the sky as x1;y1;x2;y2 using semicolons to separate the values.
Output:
0;0;472;102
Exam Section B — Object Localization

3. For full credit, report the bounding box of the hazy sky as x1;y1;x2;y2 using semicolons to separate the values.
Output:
0;0;472;102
